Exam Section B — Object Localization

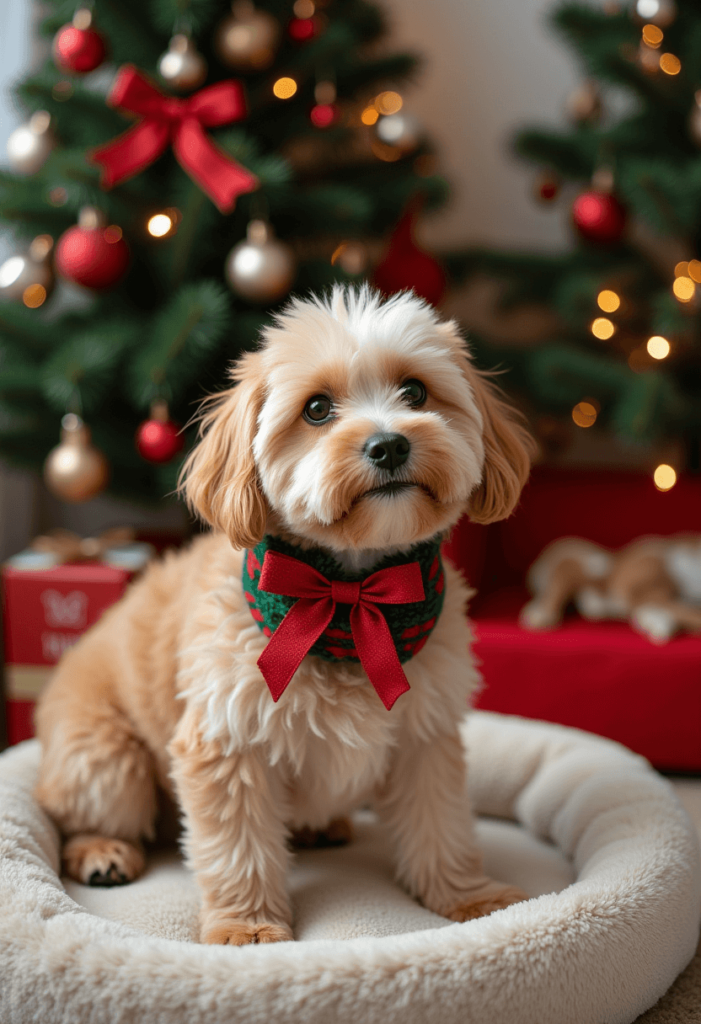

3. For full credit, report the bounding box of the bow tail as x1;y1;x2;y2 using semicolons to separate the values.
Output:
174;120;258;214
351;603;411;711
257;596;335;702
91;121;171;188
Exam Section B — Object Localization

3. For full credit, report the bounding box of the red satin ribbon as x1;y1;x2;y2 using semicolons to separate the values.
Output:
257;550;425;711
91;65;258;213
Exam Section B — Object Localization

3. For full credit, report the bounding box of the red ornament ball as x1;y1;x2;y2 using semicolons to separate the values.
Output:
288;16;319;40
310;103;339;129
136;417;183;464
572;190;627;244
53;21;106;74
55;223;130;290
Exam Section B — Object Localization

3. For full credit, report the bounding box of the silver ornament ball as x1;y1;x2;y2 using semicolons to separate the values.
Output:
375;113;421;155
158;34;207;92
6;111;55;176
0;235;54;305
634;0;676;26
215;0;280;71
225;221;296;303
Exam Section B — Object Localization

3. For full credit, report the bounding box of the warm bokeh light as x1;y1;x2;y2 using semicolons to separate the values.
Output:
22;284;47;308
103;225;123;244
361;105;379;125
654;464;677;491
147;213;173;237
674;261;689;277
273;77;297;99
48;187;67;206
647;335;671;359
310;103;336;128
673;276;695;302
371;140;402;162
660;53;681;75
597;289;621;313
688;259;701;283
293;0;315;16
572;402;598;428
591;317;616;340
642;23;663;47
375;91;403;115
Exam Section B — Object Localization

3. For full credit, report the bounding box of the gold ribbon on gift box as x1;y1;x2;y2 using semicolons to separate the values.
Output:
30;527;136;563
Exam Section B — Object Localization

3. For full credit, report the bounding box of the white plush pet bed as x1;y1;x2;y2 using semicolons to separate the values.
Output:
1;712;699;1024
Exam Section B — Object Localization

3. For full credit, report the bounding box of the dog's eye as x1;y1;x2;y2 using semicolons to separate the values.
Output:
400;379;427;408
303;395;333;424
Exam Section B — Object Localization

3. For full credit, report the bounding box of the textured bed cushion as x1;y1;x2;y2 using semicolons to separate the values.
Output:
0;712;699;1024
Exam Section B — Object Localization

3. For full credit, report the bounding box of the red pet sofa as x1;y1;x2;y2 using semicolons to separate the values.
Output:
444;467;701;771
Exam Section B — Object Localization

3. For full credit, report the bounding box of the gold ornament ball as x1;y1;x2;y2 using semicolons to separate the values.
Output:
225;220;296;303
6;111;55;176
374;113;421;155
215;1;280;71
633;0;676;27
44;414;109;503
0;235;54;305
158;35;207;92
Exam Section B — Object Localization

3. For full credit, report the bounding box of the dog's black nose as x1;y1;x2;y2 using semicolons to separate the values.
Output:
364;433;411;473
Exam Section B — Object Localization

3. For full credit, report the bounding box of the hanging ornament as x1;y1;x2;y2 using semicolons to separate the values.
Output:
572;189;627;244
288;0;321;43
566;81;602;124
0;235;54;307
373;113;421;158
52;9;107;74
158;34;208;93
6;111;55;176
215;0;281;71
55;207;130;290
225;220;296;303
373;203;446;307
533;171;561;204
310;81;339;128
689;91;701;147
633;0;676;27
135;400;184;463
44;413;109;503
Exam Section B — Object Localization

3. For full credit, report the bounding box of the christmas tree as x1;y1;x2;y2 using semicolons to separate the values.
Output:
463;0;701;477
0;0;447;504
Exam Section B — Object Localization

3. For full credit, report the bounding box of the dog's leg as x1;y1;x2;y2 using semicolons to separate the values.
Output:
377;729;528;921
169;708;293;946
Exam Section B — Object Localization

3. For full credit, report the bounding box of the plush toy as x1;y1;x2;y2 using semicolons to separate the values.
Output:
520;535;701;644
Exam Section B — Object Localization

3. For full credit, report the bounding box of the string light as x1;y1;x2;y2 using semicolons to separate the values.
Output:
597;289;621;312
293;0;315;15
674;261;689;277
375;91;403;115
361;105;379;125
147;213;173;237
273;77;297;99
591;317;615;339
103;225;123;244
688;259;701;283
642;24;663;47
22;284;47;308
660;53;681;75
572;401;598;428
646;335;671;359
673;276;695;302
653;464;677;491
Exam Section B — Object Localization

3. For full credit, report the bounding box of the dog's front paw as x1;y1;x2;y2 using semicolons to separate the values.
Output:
201;916;294;946
63;834;145;886
446;881;529;922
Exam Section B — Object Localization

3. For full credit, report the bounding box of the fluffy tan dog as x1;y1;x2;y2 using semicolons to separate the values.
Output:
35;287;533;946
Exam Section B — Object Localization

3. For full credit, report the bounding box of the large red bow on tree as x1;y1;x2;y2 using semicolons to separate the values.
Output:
91;65;258;213
257;550;425;711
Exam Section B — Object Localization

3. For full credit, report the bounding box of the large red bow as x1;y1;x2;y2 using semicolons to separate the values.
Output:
257;551;425;711
91;65;258;213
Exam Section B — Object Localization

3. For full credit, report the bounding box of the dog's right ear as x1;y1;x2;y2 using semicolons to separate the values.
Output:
180;352;267;550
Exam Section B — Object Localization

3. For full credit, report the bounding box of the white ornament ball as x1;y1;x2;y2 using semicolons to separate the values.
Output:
225;220;296;303
0;235;54;305
44;414;109;503
215;1;280;71
375;113;421;155
6;111;55;176
158;34;207;92
634;0;676;27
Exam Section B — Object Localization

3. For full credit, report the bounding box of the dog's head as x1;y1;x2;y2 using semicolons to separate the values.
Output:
182;287;533;554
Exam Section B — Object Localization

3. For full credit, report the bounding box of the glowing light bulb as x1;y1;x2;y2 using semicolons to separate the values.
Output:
673;276;695;302
642;24;663;47
293;0;315;16
22;284;46;308
103;225;123;244
375;91;403;115
147;213;173;238
653;464;677;491
273;77;297;99
688;259;701;283
572;402;598;428
591;317;615;340
660;53;681;75
597;289;621;313
674;261;689;277
646;335;671;359
361;105;379;125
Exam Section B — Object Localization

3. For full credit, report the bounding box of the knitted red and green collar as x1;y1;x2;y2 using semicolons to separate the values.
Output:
243;534;445;667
